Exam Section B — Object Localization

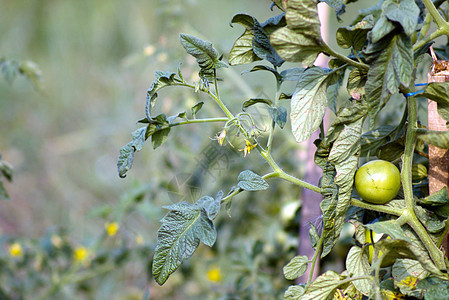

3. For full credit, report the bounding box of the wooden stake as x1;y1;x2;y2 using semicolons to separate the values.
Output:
428;47;449;254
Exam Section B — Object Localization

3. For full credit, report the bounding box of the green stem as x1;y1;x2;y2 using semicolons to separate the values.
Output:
422;0;447;29
266;80;281;153
306;234;324;288
258;148;322;193
169;117;228;127
350;198;404;217
417;13;433;43
413;29;445;51
402;92;446;270
213;69;234;119
322;43;369;71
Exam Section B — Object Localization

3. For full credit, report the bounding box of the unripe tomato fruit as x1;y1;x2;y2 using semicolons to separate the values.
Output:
354;160;401;204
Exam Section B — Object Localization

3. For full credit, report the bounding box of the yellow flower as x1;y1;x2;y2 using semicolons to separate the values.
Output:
135;234;144;245
239;139;257;157
9;243;22;257
215;129;227;146
382;289;406;300
73;247;89;263
105;222;119;237
207;267;221;282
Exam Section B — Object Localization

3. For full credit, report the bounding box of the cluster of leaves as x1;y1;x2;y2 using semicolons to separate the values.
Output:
0;57;43;91
118;0;449;299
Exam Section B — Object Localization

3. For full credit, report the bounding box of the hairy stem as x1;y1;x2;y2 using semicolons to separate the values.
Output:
266;79;281;153
306;234;324;288
422;0;447;29
402;92;446;270
169;117;228;127
350;198;404;217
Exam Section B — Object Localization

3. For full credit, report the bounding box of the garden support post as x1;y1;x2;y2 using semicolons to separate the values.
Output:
428;66;449;255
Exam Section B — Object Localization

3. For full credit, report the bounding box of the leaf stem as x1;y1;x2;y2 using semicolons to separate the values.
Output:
322;44;369;71
169;117;228;127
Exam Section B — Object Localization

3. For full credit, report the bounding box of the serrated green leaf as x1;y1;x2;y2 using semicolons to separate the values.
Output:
347;67;368;98
229;30;261;65
346;246;372;296
376;238;443;278
237;170;269;191
309;223;319;249
242;98;272;111
336;15;374;50
271;27;323;65
301;270;343;300
284;285;305;300
364;33;412;127
145;71;178;120
167;111;187;124
196;191;222;220
370;15;396;44
419;187;449;207
383;0;419;36
290;67;330;143
242;65;280;81
179;33;225;73
283;255;309;280
392;259;428;297
131;127;147;152
327;73;343;114
253;19;284;67
423;281;449;300
270;0;323;65
417;130;449;149
151;127;170;149
360;125;395;154
191;102;204;118
376;139;404;161
415;205;446;234
421;82;449;123
260;13;286;35
268;106;287;129
152;201;216;285
117;143;134;178
280;67;305;82
365;220;410;241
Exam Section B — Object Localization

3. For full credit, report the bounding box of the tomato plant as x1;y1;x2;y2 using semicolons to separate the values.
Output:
355;160;401;204
118;0;449;298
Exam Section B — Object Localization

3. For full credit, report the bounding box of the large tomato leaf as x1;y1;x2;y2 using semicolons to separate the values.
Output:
364;33;413;128
152;200;217;285
270;0;323;65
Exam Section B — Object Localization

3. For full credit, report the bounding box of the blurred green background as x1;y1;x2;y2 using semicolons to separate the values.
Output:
0;0;424;299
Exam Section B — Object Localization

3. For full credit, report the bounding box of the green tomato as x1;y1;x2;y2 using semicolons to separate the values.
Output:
354;160;401;204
